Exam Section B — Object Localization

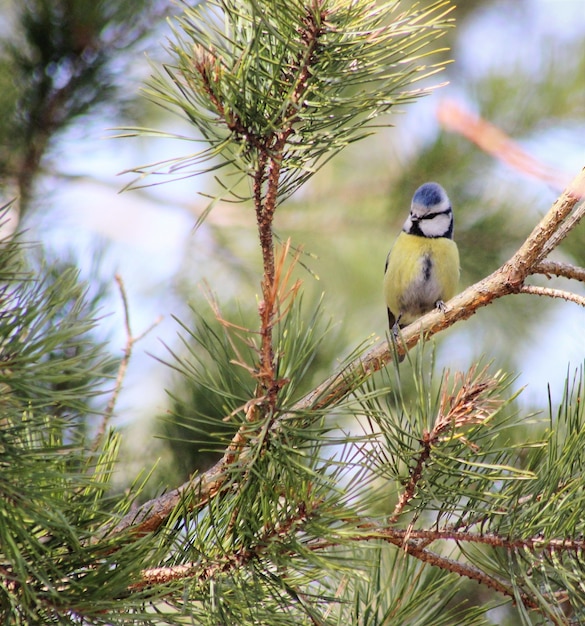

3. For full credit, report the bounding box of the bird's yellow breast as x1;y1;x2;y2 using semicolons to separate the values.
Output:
384;232;460;325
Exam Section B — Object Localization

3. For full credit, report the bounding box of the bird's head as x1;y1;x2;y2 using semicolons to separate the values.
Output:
403;182;454;239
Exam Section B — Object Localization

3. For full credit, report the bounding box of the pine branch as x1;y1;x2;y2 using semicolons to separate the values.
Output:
133;499;313;590
109;168;585;539
381;529;585;554
305;524;585;612
367;532;533;608
0;244;167;624
130;498;585;615
110;0;454;533
389;366;501;523
190;7;326;413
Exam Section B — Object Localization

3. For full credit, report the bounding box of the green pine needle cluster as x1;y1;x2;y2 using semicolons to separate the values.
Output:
129;0;453;200
152;309;585;624
0;236;165;624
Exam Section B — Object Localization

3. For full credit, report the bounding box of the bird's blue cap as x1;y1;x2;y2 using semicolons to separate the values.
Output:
413;182;445;207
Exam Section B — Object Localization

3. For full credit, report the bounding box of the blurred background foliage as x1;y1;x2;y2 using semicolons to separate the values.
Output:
0;0;582;491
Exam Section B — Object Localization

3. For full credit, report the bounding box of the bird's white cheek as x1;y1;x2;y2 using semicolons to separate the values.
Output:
420;213;451;238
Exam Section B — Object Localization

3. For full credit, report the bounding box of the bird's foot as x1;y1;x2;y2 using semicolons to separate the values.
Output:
391;313;403;338
435;300;448;314
389;322;405;363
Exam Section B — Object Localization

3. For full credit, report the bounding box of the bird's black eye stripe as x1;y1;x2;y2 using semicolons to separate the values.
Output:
415;207;452;221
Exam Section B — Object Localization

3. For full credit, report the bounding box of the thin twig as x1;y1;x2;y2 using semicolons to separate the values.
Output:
381;536;534;607
92;275;162;453
533;260;585;282
252;3;325;415
133;500;312;589
203;5;327;465
519;285;585;307
389;431;432;525
378;528;585;553
134;534;520;604
537;195;585;261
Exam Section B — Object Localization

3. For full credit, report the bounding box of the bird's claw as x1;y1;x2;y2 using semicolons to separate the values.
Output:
436;300;448;313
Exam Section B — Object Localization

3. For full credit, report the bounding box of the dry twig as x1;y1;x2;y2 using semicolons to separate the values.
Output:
92;274;162;453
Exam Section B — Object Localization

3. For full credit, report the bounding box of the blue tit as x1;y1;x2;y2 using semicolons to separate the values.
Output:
383;182;460;335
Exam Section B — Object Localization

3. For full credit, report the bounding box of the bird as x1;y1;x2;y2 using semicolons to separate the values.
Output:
383;182;460;337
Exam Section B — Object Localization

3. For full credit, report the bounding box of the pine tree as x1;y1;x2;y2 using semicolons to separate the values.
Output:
0;1;584;625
